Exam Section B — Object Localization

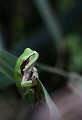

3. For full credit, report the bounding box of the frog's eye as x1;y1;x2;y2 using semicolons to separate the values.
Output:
20;58;29;75
29;53;35;61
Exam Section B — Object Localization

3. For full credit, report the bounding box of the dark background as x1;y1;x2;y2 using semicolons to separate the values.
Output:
0;0;82;120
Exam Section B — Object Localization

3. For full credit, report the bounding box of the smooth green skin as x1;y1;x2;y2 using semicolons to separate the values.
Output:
14;48;39;102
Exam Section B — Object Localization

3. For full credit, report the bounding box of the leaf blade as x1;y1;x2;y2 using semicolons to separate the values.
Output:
0;50;17;88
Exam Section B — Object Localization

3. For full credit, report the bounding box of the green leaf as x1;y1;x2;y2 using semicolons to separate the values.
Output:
0;50;17;88
37;79;62;120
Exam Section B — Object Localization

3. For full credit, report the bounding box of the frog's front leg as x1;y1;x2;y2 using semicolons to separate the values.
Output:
21;67;38;88
21;74;33;88
31;67;39;81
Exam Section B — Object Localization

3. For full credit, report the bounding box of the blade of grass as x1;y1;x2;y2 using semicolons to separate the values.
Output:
37;79;62;120
36;62;68;78
0;50;17;88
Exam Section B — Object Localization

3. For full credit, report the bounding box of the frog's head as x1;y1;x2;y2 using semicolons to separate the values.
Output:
20;48;39;75
15;48;39;76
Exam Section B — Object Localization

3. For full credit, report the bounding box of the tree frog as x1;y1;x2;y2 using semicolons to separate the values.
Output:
14;48;39;103
14;48;62;120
